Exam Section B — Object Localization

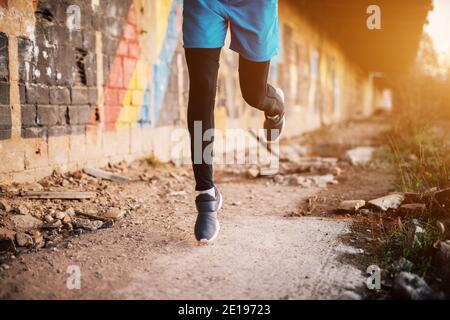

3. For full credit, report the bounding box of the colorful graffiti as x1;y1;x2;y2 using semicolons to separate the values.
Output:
105;0;183;131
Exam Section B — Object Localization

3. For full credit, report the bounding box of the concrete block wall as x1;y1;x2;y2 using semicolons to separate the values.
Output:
0;0;380;184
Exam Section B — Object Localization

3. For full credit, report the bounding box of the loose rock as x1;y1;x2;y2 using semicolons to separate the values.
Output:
368;193;405;211
11;214;42;230
75;218;103;231
247;167;260;178
44;215;54;223
338;200;366;212
65;207;76;217
15;232;33;247
345;147;376;166
14;205;30;215
104;207;125;220
55;212;66;220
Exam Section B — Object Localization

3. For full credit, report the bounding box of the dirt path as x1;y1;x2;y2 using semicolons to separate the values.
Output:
0;178;368;299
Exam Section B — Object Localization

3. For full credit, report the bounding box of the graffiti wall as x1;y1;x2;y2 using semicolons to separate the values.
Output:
0;0;379;183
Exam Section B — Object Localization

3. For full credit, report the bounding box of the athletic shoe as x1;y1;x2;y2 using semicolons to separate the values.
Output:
194;187;223;244
264;87;286;142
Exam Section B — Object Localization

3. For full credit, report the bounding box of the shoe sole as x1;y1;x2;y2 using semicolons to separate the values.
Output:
266;115;286;144
198;192;223;245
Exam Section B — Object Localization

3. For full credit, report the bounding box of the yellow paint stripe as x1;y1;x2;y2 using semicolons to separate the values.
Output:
116;0;175;130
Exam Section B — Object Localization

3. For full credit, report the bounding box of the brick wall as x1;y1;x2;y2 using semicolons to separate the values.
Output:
0;0;381;184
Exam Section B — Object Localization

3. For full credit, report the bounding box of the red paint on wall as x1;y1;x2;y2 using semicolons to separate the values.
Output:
102;2;142;130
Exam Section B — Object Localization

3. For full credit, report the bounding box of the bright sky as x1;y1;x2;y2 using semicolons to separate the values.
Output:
425;0;450;57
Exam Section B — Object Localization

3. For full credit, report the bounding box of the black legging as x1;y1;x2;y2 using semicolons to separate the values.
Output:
185;48;283;191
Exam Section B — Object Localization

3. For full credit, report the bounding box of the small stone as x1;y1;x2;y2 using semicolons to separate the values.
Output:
31;231;44;245
247;167;260;178
399;203;426;216
65;207;76;217
11;214;42;230
75;218;103;231
54;212;66;220
15;232;33;247
28;182;44;191
50;220;62;229
1;264;11;270
330;166;343;177
169;191;187;197
338;200;366;212
44;215;54;223
345;147;376;166
62;214;72;223
62;179;70;187
273;175;284;184
0;200;12;212
368;193;405;211
14;205;29;215
360;209;372;215
393;272;436;300
104;207;125;220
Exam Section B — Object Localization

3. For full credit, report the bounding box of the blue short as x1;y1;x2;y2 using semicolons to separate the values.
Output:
183;0;279;62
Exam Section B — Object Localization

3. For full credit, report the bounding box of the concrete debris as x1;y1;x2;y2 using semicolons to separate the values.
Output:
279;145;309;163
291;174;337;188
74;218;104;231
393;272;437;300
398;203;426;216
247;167;260;178
104;207;125;220
11;214;42;230
169;191;187;197
345;147;376;166
14;205;30;215
65;207;76;217
368;193;405;211
44;214;54;223
54;212;66;220
15;232;33;247
259;167;280;176
20;191;97;200
84;167;129;182
338;200;366;212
